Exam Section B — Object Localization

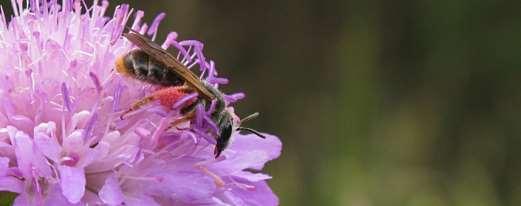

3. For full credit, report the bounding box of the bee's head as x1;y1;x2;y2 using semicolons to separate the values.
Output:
214;115;233;158
213;112;265;158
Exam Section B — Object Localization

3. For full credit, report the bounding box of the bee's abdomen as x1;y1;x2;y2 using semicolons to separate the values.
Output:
123;50;184;86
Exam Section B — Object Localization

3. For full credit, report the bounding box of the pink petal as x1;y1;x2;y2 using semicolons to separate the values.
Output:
33;121;57;136
70;110;92;130
125;195;161;206
209;133;282;174
44;184;83;206
101;131;121;144
0;157;9;176
82;190;102;205
233;171;272;182
13;193;30;206
34;132;62;162
99;176;125;205
228;133;282;169
78;148;99;167
33;122;60;162
9;115;34;132
0;176;23;193
59;165;86;204
63;130;84;152
155;172;216;203
227;181;279;206
211;151;270;175
10;130;35;176
10;128;52;177
86;144;140;173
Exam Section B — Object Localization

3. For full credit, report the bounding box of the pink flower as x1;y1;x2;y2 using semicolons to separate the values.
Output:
0;0;281;205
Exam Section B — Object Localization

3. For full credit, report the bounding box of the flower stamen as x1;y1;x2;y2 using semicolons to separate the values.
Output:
198;166;225;188
61;83;72;112
121;175;163;183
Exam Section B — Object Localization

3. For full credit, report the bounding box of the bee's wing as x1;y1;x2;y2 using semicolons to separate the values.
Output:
123;32;215;100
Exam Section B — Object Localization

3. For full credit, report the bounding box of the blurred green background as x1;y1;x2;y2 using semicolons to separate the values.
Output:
127;0;521;206
5;0;521;205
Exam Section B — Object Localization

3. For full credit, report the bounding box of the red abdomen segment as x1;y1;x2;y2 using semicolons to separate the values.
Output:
152;86;194;109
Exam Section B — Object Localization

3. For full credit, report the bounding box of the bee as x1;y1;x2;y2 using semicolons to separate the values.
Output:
115;31;264;157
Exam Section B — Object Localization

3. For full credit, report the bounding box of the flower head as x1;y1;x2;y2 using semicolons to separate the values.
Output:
0;1;281;205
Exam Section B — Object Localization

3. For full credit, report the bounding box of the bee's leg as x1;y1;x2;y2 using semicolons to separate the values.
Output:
120;95;155;119
121;86;195;120
178;84;193;92
167;110;196;130
167;96;206;129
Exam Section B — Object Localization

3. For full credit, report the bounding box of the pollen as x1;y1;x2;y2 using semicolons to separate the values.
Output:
152;87;193;109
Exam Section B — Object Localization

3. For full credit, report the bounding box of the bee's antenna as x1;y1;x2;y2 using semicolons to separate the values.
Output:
240;112;260;124
236;127;266;139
